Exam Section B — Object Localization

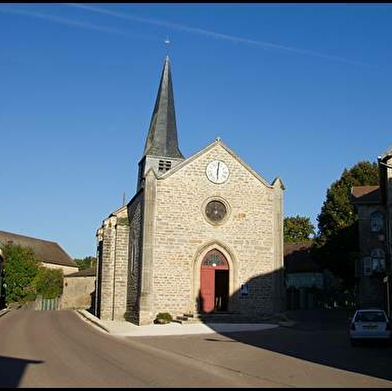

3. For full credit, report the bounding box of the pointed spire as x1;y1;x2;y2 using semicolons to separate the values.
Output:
143;56;184;159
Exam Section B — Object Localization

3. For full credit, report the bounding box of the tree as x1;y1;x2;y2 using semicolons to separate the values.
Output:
74;256;97;270
34;268;63;299
1;243;40;305
315;160;379;289
317;161;379;243
284;215;315;243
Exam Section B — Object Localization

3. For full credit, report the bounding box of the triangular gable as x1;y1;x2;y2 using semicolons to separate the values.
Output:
158;138;277;188
109;205;128;218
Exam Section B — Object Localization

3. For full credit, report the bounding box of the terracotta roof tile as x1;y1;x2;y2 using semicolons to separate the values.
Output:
284;241;321;273
351;186;380;204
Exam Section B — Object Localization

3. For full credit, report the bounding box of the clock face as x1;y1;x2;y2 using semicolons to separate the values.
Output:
206;160;229;184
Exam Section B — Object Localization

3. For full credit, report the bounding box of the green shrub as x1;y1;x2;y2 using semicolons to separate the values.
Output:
154;312;173;324
2;243;40;305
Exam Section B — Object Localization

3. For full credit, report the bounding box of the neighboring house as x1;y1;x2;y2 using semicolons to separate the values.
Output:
61;267;96;310
95;55;286;325
351;145;392;315
0;230;78;275
284;241;324;309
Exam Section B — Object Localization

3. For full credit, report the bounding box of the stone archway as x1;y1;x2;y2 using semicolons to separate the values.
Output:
192;242;237;314
200;249;229;312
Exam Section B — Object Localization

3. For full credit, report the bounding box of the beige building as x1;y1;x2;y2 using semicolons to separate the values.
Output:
95;56;286;325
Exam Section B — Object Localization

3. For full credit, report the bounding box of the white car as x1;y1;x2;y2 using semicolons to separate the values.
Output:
349;308;391;346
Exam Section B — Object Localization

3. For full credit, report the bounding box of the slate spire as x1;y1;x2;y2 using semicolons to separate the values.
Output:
143;55;184;159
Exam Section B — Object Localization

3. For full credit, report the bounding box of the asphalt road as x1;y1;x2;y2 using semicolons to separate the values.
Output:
0;309;392;388
138;309;392;388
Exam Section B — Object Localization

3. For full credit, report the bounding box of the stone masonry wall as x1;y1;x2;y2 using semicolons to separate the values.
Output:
126;194;143;324
98;208;129;321
112;224;129;320
98;217;116;320
149;143;283;319
61;276;95;309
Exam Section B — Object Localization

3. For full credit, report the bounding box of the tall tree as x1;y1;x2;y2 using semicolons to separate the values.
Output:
1;243;40;305
74;256;97;270
284;215;315;243
315;160;379;289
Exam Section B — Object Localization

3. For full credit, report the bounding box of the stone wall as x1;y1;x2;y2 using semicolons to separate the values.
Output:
42;262;78;276
97;207;129;321
126;193;143;324
61;276;95;309
142;142;284;322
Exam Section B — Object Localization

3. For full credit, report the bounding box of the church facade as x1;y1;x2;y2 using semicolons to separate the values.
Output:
95;56;286;325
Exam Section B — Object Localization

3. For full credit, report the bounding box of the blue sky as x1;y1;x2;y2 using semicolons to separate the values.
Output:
1;4;391;259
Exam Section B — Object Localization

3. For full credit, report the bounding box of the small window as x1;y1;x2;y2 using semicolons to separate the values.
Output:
370;211;384;232
371;248;385;273
363;256;372;276
130;244;136;273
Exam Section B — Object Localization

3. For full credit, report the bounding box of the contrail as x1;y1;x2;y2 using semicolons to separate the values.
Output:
0;6;157;41
67;3;380;69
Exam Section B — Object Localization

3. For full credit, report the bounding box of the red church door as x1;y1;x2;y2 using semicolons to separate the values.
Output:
200;249;229;313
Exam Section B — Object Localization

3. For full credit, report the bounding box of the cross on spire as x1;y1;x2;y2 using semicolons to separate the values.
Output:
164;36;170;56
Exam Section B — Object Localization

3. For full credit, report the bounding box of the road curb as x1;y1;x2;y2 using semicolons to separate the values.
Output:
76;309;110;333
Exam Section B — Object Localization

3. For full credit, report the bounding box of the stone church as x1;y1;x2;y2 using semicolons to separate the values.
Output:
95;56;286;325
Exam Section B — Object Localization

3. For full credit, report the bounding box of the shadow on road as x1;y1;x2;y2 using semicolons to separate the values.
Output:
0;355;43;387
211;308;392;382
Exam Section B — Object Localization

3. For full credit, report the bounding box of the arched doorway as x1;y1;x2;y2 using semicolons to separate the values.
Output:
200;249;229;313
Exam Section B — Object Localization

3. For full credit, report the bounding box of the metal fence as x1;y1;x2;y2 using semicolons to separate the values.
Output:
40;297;60;310
22;296;61;310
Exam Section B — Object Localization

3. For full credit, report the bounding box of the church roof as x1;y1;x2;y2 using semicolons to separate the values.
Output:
143;56;184;159
0;230;77;268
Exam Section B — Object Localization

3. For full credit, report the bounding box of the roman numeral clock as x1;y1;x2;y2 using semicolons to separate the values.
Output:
205;160;230;224
206;160;229;184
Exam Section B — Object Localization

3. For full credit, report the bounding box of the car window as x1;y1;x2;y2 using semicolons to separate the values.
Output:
355;311;386;322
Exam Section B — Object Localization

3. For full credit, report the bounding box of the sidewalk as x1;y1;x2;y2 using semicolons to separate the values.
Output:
76;310;281;337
